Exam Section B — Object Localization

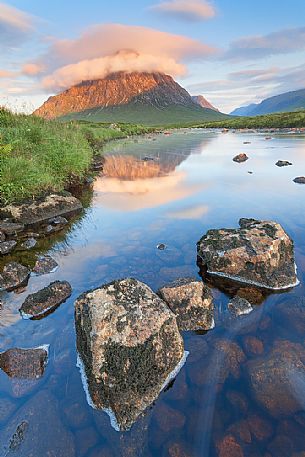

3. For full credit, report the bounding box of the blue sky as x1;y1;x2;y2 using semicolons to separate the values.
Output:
1;0;305;113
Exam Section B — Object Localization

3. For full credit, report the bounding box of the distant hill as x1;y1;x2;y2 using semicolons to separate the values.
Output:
231;88;305;116
191;95;218;111
34;72;227;125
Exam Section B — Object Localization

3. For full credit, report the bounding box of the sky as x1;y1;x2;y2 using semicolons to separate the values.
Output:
1;0;305;113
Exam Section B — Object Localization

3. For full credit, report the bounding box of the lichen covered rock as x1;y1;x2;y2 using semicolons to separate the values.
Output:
0;262;30;292
0;347;48;379
197;218;298;290
0;193;82;225
75;278;185;431
20;281;72;319
158;278;214;331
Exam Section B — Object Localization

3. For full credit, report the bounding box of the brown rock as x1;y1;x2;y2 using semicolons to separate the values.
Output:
0;262;30;292
75;278;185;431
217;434;244;457
242;336;264;356
158;278;214;331
197;218;298;290
0;347;48;379
233;154;248;163
236;287;264;305
20;281;72;319
246;340;305;417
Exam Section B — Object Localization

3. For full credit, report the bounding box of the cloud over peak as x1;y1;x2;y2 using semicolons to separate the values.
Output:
28;24;217;91
150;0;216;22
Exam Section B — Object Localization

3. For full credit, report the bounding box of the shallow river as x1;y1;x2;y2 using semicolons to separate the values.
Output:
0;129;305;456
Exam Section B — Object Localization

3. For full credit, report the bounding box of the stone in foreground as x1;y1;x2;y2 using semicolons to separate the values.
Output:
0;262;30;292
75;278;185;431
197;218;298;290
246;340;305;417
158;278;214;331
0;347;48;379
228;296;253;317
276;160;292;167
293;176;305;184
20;281;72;319
0;193;82;225
233;153;248;163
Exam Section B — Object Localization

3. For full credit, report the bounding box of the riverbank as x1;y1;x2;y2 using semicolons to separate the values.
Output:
0;109;153;205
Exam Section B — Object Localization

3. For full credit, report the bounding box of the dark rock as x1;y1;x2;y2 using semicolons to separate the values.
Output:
276;160;292;167
0;221;24;236
293;177;305;184
0;193;82;225
0;347;48;379
158;278;214;331
157;243;166;250
0;262;30;292
246;340;305;417
0;240;17;255
233;153;248;163
197;218;298;290
0;390;75;457
32;256;58;275
75;278;185;431
20;238;37;250
228;296;253;316
20;281;72;319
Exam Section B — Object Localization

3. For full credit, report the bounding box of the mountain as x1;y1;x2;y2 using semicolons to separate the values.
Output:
231;88;305;116
191;95;218;111
34;72;227;125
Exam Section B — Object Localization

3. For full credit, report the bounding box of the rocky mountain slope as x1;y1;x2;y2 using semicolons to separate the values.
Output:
231;88;305;116
191;95;218;111
34;72;226;124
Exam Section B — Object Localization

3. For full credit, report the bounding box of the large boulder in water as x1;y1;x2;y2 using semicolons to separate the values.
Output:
75;278;185;431
197;218;298;290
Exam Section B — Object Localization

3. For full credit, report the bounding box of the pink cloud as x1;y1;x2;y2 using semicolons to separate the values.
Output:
0;2;34;48
33;24;217;91
22;63;45;76
150;0;216;21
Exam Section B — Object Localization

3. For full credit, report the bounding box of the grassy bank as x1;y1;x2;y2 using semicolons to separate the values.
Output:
0;110;152;205
197;110;305;129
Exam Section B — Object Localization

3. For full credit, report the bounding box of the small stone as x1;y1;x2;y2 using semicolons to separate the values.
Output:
20;238;37;250
228;296;253;316
217;434;244;457
157;243;166;250
0;221;24;236
276;160;292;167
0;347;48;379
158;278;214;331
0;262;30;292
233;153;248;163
243;336;264;356
8;420;29;452
293;177;305;184
20;281;72;319
0;240;17;255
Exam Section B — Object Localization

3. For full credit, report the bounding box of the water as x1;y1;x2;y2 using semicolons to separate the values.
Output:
0;129;304;456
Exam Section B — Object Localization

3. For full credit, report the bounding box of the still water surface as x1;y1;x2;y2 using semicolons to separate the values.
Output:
0;129;305;456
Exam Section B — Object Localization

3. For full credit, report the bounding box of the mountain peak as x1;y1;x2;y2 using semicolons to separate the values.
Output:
191;95;218;112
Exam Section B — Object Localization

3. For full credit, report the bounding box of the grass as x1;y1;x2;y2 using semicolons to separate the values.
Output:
62;103;228;126
197;110;305;129
0;110;152;205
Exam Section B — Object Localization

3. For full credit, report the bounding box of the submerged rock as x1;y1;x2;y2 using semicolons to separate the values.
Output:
0;240;17;255
276;160;292;167
75;278;185;431
197;218;298;290
32;256;58;276
233;153;248;163
157;278;214;331
246;340;305;417
0;193;82;225
20;238;37;250
0;347;48;379
20;281;72;319
0;391;75;457
228;296;253;317
293;177;305;184
0;262;30;292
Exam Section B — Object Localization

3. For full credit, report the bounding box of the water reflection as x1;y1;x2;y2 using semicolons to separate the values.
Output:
0;130;304;456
